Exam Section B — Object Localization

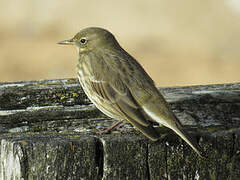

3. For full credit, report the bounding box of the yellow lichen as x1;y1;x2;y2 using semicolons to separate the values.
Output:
21;141;28;146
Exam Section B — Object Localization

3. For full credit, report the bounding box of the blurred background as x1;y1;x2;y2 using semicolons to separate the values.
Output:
0;0;240;86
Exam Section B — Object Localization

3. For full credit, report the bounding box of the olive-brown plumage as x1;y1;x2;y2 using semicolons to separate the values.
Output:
58;27;204;157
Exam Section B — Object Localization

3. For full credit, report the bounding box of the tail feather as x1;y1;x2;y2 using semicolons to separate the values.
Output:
172;122;205;158
142;104;205;157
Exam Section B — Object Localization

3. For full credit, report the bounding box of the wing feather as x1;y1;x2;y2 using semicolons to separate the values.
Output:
85;51;161;140
90;80;150;127
89;79;160;140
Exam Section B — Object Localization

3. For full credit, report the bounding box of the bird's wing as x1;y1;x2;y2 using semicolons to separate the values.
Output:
102;49;176;126
90;77;149;126
87;61;160;141
90;79;160;141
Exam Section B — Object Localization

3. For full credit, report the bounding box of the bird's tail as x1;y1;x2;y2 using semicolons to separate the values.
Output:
170;120;205;158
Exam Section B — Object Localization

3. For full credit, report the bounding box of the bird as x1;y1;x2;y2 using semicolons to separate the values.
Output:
58;27;204;157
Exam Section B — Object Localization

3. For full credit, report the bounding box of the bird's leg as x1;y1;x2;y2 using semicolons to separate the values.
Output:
99;120;123;134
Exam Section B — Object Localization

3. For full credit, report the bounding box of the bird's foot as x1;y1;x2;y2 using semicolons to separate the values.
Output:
97;120;123;135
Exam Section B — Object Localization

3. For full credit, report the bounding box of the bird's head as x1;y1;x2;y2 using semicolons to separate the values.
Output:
58;27;119;54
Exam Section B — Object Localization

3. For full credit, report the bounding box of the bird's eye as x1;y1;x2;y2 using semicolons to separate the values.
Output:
80;38;86;44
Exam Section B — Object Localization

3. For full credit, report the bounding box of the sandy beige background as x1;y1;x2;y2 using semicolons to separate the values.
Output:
0;0;240;86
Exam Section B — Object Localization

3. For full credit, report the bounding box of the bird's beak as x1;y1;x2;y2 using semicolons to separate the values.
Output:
57;39;74;45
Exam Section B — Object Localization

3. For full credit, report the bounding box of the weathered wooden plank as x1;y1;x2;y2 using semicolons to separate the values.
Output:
148;133;239;180
1;79;239;131
0;134;100;180
0;79;240;180
100;135;148;180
